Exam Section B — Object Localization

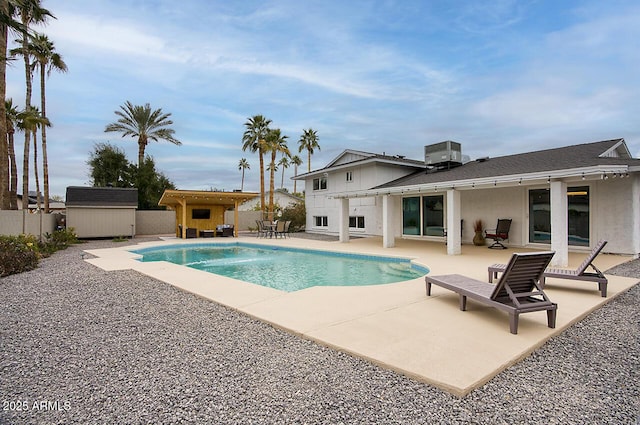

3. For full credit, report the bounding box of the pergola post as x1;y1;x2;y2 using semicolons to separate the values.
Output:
179;198;186;238
234;200;239;237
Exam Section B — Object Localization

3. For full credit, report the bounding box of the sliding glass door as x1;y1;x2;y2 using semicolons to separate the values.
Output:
402;195;444;236
529;186;589;246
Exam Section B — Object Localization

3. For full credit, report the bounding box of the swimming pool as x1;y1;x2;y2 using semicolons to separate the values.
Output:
133;242;429;292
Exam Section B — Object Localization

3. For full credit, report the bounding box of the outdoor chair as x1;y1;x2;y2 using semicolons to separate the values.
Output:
282;220;292;238
177;224;196;239
216;224;234;237
261;220;275;238
426;251;557;334
274;220;286;238
485;219;512;249
488;240;609;297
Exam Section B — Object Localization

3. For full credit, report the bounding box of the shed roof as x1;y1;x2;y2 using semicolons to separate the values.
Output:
158;190;259;208
65;186;138;207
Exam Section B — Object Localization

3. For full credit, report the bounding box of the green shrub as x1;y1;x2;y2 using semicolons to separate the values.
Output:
44;227;79;251
279;201;306;232
0;235;41;277
0;229;80;277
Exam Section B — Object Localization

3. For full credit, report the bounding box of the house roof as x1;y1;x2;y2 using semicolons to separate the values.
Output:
375;139;638;188
65;186;138;207
294;149;425;179
329;139;639;199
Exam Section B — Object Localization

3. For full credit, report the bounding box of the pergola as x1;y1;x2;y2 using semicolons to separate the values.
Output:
158;189;259;238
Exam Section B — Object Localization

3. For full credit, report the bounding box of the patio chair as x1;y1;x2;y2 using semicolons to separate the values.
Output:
261;220;275;238
485;219;512;249
488;240;609;297
426;251;557;334
274;220;286;238
282;220;292;238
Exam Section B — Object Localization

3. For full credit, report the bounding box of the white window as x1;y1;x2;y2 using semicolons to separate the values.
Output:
314;216;328;227
346;171;353;182
313;177;327;190
349;216;365;229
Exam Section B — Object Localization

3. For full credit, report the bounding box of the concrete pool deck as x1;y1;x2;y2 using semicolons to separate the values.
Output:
84;235;638;397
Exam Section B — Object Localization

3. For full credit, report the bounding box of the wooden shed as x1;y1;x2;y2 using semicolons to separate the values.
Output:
65;186;138;238
158;190;259;238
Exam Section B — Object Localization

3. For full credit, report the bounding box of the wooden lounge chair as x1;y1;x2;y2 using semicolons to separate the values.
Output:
485;219;512;249
488;240;608;297
426;251;557;334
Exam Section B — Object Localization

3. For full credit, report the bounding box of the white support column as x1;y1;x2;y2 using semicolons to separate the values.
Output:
446;189;461;255
550;180;568;267
632;175;640;255
382;195;395;248
339;198;350;243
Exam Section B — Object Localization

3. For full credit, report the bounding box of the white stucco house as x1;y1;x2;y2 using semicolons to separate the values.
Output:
294;138;640;266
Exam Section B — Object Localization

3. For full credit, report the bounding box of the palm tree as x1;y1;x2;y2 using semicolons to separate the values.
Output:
30;32;67;212
290;154;302;194
298;128;320;173
5;99;19;209
17;105;49;237
238;158;250;191
278;156;289;189
264;128;290;220
242;115;271;216
105;101;181;168
16;0;53;211
0;1;30;209
0;6;7;209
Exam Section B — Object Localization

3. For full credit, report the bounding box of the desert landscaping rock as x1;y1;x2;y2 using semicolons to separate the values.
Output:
1;236;638;424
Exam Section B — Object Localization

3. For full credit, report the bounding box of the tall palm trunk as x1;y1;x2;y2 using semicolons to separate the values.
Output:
293;164;298;194
21;132;29;215
8;126;17;209
280;165;285;189
32;129;42;239
39;62;49;212
21;13;32;227
268;150;277;221
0;14;7;209
241;169;245;191
258;148;265;218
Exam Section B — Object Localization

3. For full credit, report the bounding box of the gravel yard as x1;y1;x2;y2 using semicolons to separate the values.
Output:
1;237;638;424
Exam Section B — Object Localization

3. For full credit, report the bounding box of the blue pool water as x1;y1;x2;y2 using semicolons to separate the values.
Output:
133;242;429;292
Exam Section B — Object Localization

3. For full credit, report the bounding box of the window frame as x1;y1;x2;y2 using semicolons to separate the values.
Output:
348;215;365;229
314;215;328;227
313;176;328;191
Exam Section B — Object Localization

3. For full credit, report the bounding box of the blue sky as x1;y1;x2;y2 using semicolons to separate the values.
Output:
6;0;639;198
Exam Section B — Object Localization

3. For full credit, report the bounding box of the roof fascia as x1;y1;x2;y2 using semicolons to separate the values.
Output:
292;157;425;180
330;165;632;199
324;149;376;168
599;138;631;158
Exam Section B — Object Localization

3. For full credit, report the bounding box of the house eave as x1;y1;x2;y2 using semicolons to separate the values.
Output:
330;165;632;199
293;158;425;180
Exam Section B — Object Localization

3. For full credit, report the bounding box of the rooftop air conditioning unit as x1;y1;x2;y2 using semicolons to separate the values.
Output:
424;141;462;166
